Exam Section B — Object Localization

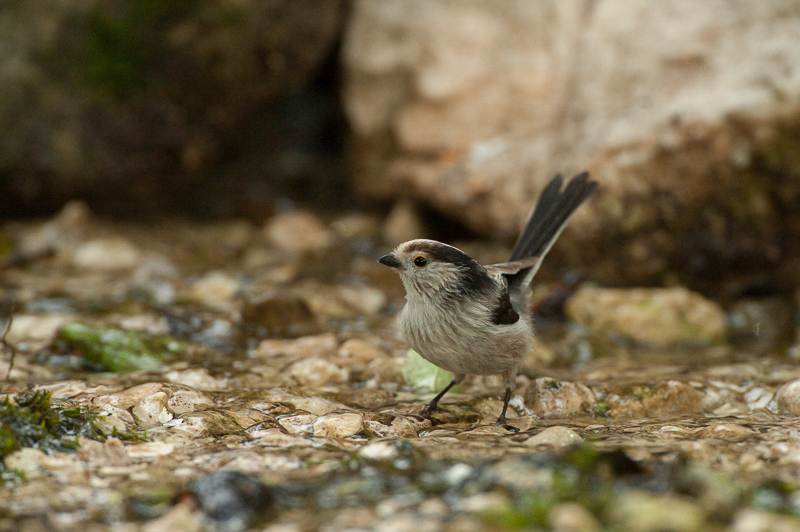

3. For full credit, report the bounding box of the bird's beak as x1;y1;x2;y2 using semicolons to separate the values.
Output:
378;254;402;269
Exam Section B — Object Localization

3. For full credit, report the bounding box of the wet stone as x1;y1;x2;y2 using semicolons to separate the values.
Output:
132;391;172;428
71;237;142;271
524;426;583;448
774;379;800;415
567;286;726;347
288;358;349;387
241;294;321;338
313;413;364;438
264;210;335;255
523;377;596;417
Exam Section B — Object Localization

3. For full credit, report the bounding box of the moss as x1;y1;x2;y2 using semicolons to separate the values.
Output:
0;390;103;464
56;323;187;372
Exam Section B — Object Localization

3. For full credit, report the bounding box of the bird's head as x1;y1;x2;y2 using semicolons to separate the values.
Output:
378;239;491;299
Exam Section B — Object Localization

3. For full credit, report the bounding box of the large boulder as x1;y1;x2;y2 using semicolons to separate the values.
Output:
0;0;343;217
343;0;800;290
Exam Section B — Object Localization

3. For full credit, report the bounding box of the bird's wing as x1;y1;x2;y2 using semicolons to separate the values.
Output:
485;257;540;277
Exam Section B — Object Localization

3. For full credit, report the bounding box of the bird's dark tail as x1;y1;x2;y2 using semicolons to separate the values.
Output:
508;172;597;289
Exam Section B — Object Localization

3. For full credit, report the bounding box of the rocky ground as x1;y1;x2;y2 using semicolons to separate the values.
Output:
2;203;800;532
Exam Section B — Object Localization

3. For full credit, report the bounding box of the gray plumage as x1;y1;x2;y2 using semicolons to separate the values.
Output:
379;172;597;426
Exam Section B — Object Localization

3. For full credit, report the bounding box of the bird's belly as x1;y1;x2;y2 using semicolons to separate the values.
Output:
400;308;531;376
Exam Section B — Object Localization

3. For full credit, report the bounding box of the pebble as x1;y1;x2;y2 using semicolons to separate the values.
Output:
288;358;349;387
774;379;800;415
264;210;334;255
358;441;400;461
4;448;47;478
524;426;583;448
611;491;703;532
104;383;166;409
338;338;387;362
167;389;214;414
523;378;596;417
278;414;317;435
125;441;176;459
187;271;240;312
253;333;339;359
731;508;800;532
71;238;142;271
268;395;350;416
131;391;172;428
549;502;600;532
312;413;364;438
695;423;756;442
165;368;225;391
567;286;726;346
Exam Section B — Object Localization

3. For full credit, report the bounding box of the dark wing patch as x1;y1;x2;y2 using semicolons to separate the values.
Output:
491;285;520;325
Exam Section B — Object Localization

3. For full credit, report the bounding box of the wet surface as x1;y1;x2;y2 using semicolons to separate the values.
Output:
1;205;800;531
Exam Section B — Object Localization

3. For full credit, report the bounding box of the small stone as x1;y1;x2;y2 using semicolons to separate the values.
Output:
71;238;142;271
524;426;583;448
126;441;176;459
105;383;166;409
287;358;349;387
775;379;800;415
269;394;350;416
167;389;214;414
338;338;387;362
641;381;701;416
567;286;726;346
264;210;335;255
278;414;317;435
744;387;774;411
731;508;800;532
132;391;171;428
165;368;225;391
611;492;703;532
312;413;364;438
4;448;46;477
253;333;339;359
335;285;388;316
549;502;600;532
523;378;596;417
358;441;400;461
696;423;756;442
188;271;240;312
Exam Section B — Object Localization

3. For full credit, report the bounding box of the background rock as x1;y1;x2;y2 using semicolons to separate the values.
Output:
343;0;800;292
0;0;343;218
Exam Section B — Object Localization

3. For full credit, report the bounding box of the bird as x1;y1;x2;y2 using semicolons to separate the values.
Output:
378;172;597;426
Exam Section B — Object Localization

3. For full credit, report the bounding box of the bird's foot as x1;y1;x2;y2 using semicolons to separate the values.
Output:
495;415;519;433
420;402;437;418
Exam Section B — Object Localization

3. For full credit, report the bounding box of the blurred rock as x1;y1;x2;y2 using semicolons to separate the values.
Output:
312;413;364;438
641;381;701;416
382;201;426;246
549;502;600;532
524;426;583;448
132;391;172;428
288;358;349;387
253;333;339;359
728;297;794;352
167;390;215;415
188;471;273;532
0;0;343;218
343;1;800;290
774;379;800;415
188;272;241;312
566;286;726;347
4;448;47;478
264;211;335;255
523;377;596;417
338;338;387;363
241;294;321;338
71;238;142;271
611;492;703;532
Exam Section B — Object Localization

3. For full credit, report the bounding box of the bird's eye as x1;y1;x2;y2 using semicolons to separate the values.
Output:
413;255;428;268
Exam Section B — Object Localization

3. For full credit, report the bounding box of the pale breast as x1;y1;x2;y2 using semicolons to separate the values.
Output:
399;299;532;376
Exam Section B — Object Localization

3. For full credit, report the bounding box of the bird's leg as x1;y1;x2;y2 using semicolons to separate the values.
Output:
495;368;519;431
496;386;513;425
420;374;463;417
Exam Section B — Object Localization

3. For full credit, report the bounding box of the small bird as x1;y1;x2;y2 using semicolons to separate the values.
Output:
379;173;597;426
